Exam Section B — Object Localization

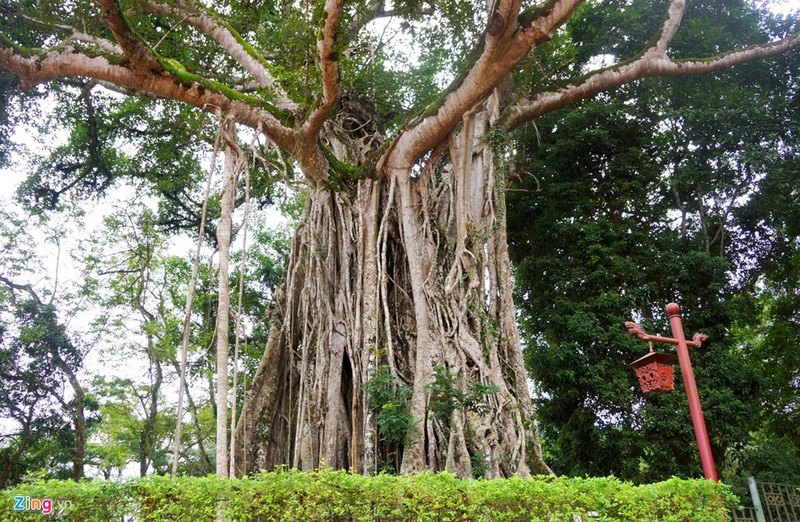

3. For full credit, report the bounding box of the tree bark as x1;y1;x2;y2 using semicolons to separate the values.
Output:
235;95;550;477
53;355;86;481
215;128;239;477
140;331;163;477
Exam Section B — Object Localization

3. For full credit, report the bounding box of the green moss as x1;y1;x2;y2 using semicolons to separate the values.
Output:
221;22;272;70
320;142;363;180
518;0;562;29
157;56;292;125
0;32;45;59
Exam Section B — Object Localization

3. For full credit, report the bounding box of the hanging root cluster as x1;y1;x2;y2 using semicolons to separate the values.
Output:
235;94;550;478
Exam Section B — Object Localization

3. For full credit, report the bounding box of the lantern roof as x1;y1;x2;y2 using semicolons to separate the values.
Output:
627;350;678;369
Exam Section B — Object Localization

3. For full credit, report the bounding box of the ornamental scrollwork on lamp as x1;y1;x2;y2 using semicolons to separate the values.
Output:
624;322;648;340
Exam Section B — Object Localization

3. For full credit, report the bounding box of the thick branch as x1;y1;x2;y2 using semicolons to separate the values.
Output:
654;0;686;55
138;0;299;112
507;1;800;129
95;0;161;72
0;47;298;152
302;0;346;139
522;0;585;42
388;0;582;169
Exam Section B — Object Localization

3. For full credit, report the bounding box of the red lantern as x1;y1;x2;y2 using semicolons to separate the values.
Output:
628;350;678;395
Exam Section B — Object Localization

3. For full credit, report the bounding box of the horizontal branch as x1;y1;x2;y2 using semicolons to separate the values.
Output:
506;0;800;129
0;47;298;152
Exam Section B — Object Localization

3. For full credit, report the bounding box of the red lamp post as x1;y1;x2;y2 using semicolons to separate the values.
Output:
625;303;718;482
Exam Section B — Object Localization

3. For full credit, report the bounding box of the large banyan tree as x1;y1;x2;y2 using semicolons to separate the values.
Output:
2;0;799;478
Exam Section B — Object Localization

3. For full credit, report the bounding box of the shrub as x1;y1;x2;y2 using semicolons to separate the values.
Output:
0;470;736;521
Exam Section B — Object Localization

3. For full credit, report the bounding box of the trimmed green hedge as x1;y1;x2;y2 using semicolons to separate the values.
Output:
1;470;735;521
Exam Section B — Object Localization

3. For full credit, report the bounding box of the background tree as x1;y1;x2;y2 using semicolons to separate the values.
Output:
78;202;184;477
2;0;799;478
0;302;84;487
89;376;161;479
507;0;800;485
0;204;95;485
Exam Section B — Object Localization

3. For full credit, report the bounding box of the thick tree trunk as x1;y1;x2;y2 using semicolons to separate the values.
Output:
235;98;549;478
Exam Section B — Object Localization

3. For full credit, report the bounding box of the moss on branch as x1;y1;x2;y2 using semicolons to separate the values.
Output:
320;141;363;180
156;56;292;125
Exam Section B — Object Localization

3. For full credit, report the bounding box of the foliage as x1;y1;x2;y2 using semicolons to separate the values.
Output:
87;375;174;478
506;0;800;486
75;200;206;477
362;365;415;446
426;365;499;421
723;437;800;501
0;471;735;522
0;298;95;485
507;43;799;482
0;202;95;486
0;171;292;481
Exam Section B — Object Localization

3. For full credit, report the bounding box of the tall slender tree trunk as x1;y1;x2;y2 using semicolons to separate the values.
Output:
140;332;163;477
216;132;239;477
54;356;85;481
229;165;251;476
235;97;550;478
173;123;220;478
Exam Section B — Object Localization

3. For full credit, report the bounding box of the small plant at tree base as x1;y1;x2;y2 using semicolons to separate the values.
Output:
362;365;415;445
470;452;491;479
377;458;397;475
426;365;500;423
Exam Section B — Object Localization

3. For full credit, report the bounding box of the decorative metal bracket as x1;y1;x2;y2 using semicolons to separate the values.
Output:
625;321;708;348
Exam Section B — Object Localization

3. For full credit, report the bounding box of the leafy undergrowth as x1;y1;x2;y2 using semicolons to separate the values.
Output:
0;470;735;521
